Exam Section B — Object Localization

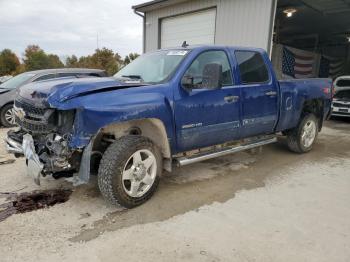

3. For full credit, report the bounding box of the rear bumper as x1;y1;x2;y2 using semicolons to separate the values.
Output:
331;112;350;117
331;107;350;117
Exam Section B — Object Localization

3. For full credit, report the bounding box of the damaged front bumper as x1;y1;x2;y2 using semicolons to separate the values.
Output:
5;131;93;186
5;134;43;185
5;135;24;155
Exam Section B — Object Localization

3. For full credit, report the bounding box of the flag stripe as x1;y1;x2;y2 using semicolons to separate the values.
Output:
294;54;313;61
282;46;315;79
295;63;312;68
295;70;313;75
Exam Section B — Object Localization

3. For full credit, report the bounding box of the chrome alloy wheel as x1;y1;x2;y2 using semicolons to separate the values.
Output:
122;149;157;198
301;120;316;148
4;107;15;125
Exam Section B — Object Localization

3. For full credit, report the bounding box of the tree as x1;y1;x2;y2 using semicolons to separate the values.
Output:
66;55;79;67
0;49;20;75
65;48;124;76
23;45;63;71
123;53;139;65
23;45;49;71
47;54;64;68
91;48;123;75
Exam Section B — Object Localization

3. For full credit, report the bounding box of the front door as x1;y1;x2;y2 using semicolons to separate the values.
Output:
234;50;278;138
174;50;241;152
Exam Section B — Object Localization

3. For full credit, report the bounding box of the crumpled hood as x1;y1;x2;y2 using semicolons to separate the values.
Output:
17;77;144;105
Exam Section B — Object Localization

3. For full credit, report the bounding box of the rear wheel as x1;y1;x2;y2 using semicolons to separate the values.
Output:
286;114;318;153
98;136;162;208
0;104;16;127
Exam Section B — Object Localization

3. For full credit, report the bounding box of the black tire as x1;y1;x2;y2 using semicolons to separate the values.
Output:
0;104;16;127
98;135;162;208
286;114;319;153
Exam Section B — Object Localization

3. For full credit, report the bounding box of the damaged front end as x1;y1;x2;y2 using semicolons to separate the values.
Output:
5;97;83;185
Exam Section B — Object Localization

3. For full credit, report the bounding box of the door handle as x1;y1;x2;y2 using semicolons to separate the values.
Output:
224;95;239;103
265;91;277;96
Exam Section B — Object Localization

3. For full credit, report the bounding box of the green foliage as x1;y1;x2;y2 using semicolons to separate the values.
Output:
23;45;63;71
0;49;20;75
65;48;130;76
124;53;140;65
66;55;78;67
0;45;139;77
47;54;64;68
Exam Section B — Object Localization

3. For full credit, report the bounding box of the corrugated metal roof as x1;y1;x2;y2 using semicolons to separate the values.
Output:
302;0;350;14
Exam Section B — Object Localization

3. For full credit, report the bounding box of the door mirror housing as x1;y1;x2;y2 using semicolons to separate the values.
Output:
181;63;223;90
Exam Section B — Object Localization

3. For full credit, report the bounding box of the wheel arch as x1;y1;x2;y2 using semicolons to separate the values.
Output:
92;118;172;171
0;102;15;126
301;98;324;131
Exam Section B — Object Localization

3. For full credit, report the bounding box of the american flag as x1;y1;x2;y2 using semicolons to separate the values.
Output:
282;47;314;78
319;55;344;79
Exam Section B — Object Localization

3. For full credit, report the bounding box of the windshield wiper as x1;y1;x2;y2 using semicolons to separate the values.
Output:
121;75;142;79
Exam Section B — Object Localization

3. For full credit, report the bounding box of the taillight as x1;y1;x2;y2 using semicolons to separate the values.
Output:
322;87;331;95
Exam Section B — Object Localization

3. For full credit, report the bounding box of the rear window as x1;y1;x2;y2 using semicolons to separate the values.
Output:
235;51;269;84
335;79;350;87
334;90;350;99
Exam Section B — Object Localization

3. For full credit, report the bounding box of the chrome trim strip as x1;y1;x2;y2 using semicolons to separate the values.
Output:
4;137;23;154
176;137;277;166
331;113;350;117
22;134;43;185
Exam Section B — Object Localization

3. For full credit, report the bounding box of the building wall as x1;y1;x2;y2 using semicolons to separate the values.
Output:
144;0;275;53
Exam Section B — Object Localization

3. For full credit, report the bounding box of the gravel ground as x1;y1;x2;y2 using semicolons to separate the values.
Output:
0;119;349;262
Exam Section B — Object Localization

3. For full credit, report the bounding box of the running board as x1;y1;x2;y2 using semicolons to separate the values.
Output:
176;137;277;166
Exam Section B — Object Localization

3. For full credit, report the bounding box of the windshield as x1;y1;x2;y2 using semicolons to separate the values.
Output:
0;72;36;89
114;50;189;84
334;90;350;99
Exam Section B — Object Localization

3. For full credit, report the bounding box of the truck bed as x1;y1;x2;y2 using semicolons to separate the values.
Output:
276;78;332;132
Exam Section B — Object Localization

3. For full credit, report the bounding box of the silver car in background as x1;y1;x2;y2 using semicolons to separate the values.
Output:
332;89;350;118
0;68;106;127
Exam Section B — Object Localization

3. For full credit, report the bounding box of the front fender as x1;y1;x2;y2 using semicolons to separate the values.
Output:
50;91;175;149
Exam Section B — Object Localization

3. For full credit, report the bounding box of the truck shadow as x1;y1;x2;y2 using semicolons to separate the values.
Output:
70;142;311;243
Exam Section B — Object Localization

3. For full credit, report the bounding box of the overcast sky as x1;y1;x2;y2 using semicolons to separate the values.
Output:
0;0;146;61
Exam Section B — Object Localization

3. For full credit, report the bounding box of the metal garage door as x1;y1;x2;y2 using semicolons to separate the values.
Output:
160;9;216;48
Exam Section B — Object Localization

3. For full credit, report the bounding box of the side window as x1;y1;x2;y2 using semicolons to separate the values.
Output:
88;73;101;77
33;74;57;82
184;50;233;87
57;73;77;78
235;51;269;84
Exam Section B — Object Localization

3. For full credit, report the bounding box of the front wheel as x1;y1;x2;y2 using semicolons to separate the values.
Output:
98;136;162;208
0;104;16;127
286;114;319;153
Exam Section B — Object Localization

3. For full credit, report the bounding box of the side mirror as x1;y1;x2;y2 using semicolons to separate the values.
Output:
181;75;194;90
201;63;222;90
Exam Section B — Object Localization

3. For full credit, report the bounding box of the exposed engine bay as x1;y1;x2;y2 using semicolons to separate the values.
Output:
6;97;82;180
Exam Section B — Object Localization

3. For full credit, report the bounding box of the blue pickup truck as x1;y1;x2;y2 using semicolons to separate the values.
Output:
6;45;332;208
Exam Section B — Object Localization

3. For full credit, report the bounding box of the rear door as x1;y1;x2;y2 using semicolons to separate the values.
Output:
174;49;241;152
234;50;278;137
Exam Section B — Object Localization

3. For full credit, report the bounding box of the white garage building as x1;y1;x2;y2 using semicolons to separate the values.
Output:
133;0;350;79
133;0;276;54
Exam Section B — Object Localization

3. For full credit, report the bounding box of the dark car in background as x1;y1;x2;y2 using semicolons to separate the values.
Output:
0;68;106;127
0;75;12;84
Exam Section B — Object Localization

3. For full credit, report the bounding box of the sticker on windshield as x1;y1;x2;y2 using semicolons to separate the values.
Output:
166;50;188;56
